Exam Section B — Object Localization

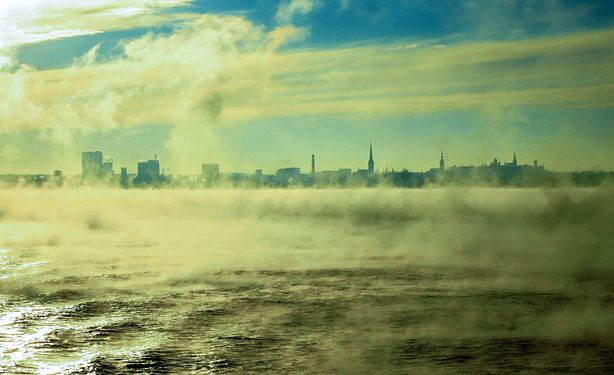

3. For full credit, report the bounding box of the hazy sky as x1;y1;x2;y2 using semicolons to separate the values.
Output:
1;0;613;174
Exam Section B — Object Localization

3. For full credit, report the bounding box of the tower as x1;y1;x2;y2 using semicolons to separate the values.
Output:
81;151;103;181
368;142;374;173
439;149;445;171
311;154;315;174
512;152;517;167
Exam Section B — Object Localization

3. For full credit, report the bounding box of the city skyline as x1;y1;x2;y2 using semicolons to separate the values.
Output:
0;1;613;174
72;145;549;178
8;143;594;188
77;145;542;176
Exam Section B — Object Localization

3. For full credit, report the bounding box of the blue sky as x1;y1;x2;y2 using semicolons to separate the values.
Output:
1;0;614;173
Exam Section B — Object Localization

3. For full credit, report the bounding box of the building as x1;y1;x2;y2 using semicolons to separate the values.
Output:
276;167;301;179
134;155;162;185
101;160;114;179
504;152;518;167
147;159;160;179
440;149;445;171
276;167;300;181
120;167;129;187
82;151;103;181
311;154;316;174
201;163;220;186
201;163;220;180
368;142;375;173
82;150;113;183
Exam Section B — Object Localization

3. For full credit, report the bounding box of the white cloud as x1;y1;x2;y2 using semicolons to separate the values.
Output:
0;0;193;53
275;0;320;25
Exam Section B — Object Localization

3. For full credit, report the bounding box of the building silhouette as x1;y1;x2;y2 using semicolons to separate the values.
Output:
67;143;587;189
82;151;102;181
134;155;162;185
311;154;316;174
368;142;374;173
82;150;113;183
440;149;445;171
202;163;220;186
119;167;128;187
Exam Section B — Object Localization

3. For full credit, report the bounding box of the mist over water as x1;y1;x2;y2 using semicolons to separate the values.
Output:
1;188;613;374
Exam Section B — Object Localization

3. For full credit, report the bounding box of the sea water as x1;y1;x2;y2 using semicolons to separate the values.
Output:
1;189;613;374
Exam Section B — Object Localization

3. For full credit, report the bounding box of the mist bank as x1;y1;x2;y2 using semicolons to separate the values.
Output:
1;188;613;373
1;188;613;278
1;167;614;189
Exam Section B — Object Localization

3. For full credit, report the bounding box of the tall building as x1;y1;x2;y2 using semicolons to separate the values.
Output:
147;158;160;179
101;160;114;179
120;167;129;187
440;149;445;171
135;155;161;184
368;142;374;173
82;151;103;181
512;152;517;167
137;162;149;179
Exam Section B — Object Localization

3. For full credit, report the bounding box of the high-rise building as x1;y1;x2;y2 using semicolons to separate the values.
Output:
82;151;103;181
368;142;375;173
101;160;114;178
135;155;162;184
147;159;160;179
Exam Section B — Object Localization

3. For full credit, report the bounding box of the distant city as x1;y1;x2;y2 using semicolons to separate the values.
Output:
0;143;612;188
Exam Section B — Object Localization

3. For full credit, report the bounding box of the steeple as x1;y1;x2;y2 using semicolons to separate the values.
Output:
512;151;517;167
368;142;374;173
439;149;445;170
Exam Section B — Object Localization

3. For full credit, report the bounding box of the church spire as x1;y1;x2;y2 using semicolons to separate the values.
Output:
368;141;374;173
440;148;445;171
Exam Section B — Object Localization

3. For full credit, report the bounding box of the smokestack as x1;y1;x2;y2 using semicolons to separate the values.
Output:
311;154;315;174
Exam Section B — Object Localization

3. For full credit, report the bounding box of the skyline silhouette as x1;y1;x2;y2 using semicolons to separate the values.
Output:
1;143;611;188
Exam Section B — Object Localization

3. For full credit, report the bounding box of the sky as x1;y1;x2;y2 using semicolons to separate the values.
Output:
0;0;613;174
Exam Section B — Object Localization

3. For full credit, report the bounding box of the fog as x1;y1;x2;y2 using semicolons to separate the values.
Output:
1;188;613;373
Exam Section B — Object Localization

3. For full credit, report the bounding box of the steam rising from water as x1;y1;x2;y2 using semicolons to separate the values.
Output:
1;189;613;373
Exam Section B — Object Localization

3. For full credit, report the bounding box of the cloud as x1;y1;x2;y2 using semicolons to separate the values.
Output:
275;0;321;25
267;25;310;49
455;0;595;39
224;29;614;120
0;0;194;68
1;23;613;136
0;6;613;173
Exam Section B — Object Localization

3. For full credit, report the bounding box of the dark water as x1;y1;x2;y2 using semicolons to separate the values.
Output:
1;189;613;374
